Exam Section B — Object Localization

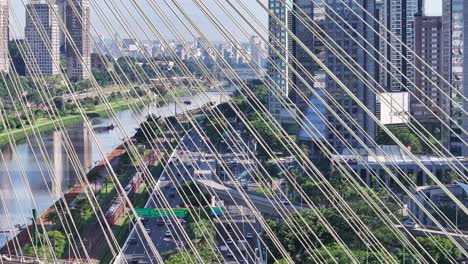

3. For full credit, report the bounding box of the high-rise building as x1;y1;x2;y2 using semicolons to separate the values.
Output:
25;1;60;77
267;0;294;123
0;0;8;73
413;16;448;125
249;35;263;67
442;0;467;156
324;0;376;150
377;0;419;92
66;0;91;81
268;0;316;125
56;0;66;51
291;0;314;113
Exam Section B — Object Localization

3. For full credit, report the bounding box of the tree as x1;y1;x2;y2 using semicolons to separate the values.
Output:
249;113;286;160
264;162;280;178
165;251;197;264
441;171;457;184
87;169;101;194
92;68;112;86
313;244;367;264
178;182;208;208
134;116;161;144
263;208;367;263
46;211;60;226
376;126;424;153
24;230;66;259
9;40;26;75
203;118;228;148
416;236;462;264
53;97;65;112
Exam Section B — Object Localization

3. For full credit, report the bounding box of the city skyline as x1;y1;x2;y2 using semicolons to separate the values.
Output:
8;0;442;42
10;0;269;42
0;1;466;263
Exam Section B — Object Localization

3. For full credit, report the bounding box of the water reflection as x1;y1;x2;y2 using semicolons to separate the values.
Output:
0;91;229;246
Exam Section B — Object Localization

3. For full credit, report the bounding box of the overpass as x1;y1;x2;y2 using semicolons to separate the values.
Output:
395;225;468;250
196;179;307;217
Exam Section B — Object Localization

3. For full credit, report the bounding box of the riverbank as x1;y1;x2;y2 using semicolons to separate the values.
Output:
0;97;152;147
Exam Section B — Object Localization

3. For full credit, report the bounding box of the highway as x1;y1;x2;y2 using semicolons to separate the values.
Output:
119;128;205;263
118;123;266;263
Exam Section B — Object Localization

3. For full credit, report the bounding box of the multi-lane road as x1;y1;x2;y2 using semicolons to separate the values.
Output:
118;123;268;264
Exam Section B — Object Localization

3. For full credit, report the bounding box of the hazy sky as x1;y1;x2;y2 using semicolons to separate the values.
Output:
10;0;443;41
9;0;269;42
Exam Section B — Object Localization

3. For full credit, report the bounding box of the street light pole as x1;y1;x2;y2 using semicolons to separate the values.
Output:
68;234;71;260
366;243;369;264
403;245;406;264
241;206;245;235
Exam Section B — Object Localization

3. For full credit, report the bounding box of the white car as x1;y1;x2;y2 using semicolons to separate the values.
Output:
165;230;172;237
226;238;233;244
245;232;253;239
403;220;420;229
219;245;228;252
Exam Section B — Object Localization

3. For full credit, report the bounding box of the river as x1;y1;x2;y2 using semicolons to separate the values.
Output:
0;90;231;246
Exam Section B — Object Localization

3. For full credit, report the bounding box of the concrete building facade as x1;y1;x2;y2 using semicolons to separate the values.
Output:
324;0;376;151
442;0;468;156
413;16;448;125
66;0;91;81
377;0;419;92
25;2;60;77
267;0;294;123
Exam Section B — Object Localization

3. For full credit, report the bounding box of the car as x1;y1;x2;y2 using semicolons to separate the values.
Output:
219;245;228;252
165;230;172;237
245;232;253;239
169;193;176;198
403;220;420;229
226;250;234;257
129;238;137;245
280;199;290;205
226;238;233;244
145;228;151;235
156;219;165;225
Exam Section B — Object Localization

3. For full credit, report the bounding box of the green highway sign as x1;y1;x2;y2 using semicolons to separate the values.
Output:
135;208;188;218
135;207;225;218
208;206;225;216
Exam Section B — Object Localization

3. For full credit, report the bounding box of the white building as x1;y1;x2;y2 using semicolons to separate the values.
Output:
25;2;60;77
332;145;468;188
267;0;293;123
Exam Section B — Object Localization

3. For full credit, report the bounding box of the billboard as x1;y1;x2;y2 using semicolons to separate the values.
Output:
378;92;410;125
